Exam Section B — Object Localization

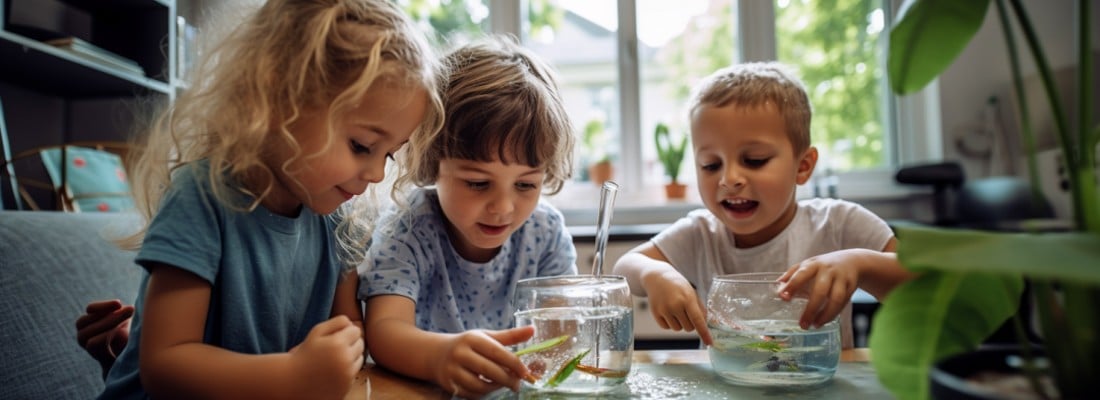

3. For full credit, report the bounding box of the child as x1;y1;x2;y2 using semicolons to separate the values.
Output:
97;0;443;398
76;299;133;379
360;35;577;399
611;61;912;349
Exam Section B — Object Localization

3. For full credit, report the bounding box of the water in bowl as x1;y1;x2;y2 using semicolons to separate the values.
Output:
514;305;633;395
708;318;840;387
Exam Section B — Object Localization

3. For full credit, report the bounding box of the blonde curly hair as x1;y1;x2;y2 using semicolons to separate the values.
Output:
122;0;444;269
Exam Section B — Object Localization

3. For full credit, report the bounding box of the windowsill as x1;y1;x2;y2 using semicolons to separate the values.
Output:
547;181;702;239
547;169;929;239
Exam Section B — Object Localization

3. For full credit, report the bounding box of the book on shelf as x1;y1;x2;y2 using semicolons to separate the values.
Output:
44;37;145;77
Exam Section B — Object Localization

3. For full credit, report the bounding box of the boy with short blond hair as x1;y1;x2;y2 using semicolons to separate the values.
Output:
612;61;912;349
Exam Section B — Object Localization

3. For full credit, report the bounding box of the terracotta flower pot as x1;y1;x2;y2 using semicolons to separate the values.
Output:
664;182;687;199
588;161;613;186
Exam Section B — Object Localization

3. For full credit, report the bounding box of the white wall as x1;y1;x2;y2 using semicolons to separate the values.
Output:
937;0;1099;182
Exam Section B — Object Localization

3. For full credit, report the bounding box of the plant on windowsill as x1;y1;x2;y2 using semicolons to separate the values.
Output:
582;118;614;186
869;1;1099;400
655;122;689;199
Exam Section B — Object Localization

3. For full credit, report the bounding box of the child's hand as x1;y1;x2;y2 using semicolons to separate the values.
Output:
433;326;534;399
641;269;712;346
777;249;864;329
288;315;364;399
75;299;134;373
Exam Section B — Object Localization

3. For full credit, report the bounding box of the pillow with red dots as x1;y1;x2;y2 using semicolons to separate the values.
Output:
39;146;134;212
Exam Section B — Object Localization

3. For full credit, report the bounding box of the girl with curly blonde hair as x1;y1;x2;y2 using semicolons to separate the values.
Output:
95;1;443;398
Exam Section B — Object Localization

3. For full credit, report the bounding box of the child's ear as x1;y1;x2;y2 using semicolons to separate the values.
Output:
795;146;818;185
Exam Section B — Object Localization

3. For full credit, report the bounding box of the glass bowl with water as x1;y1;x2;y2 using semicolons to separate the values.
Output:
706;272;841;387
512;275;634;395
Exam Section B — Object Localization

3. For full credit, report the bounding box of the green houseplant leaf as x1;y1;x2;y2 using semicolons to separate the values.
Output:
870;272;1024;400
583;118;610;163
895;225;1100;284
870;225;1100;399
654;122;688;183
888;0;991;94
875;0;1099;398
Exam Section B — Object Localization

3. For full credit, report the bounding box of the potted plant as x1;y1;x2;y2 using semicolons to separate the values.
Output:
654;122;689;199
583;118;614;186
869;1;1099;399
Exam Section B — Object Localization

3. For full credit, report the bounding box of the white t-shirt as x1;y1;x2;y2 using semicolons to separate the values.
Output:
651;198;894;348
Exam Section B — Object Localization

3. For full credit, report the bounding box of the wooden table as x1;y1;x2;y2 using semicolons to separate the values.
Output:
343;349;885;399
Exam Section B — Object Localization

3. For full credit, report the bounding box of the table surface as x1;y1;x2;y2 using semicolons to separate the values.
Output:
343;348;891;399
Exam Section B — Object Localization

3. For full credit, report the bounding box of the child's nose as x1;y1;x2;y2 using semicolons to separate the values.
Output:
360;157;386;184
721;167;747;189
486;190;515;215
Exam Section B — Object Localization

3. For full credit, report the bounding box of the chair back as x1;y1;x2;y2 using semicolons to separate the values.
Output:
0;141;133;212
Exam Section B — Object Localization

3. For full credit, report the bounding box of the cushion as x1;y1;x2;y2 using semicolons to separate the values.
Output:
0;211;142;399
39;146;134;212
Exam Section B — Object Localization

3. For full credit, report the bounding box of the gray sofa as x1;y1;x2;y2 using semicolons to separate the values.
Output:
1;211;143;399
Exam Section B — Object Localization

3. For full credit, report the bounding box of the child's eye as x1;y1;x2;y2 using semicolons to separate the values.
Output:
350;140;370;155
700;162;721;172
466;181;489;191
516;182;538;191
744;158;770;168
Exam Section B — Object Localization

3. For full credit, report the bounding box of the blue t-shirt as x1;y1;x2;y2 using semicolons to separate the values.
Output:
100;162;344;400
359;187;577;333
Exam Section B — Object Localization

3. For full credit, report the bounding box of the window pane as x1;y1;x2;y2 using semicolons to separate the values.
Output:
638;0;737;188
398;0;490;48
775;0;889;172
523;0;620;185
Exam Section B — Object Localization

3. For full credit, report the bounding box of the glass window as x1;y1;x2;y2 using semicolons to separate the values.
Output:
775;0;890;173
637;0;736;188
523;0;621;185
398;0;490;47
398;0;929;222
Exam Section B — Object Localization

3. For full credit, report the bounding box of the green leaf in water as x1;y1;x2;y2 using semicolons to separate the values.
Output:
546;349;590;388
514;334;571;357
740;340;784;352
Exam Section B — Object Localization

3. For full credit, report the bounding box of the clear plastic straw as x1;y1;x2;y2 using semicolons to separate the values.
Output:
591;181;619;277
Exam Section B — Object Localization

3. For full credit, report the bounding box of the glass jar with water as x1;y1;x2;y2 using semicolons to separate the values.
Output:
512;275;634;395
706;272;841;387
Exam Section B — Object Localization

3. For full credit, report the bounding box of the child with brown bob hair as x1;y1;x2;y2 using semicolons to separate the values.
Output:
361;35;577;399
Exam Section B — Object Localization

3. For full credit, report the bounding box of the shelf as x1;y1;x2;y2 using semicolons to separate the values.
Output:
57;0;169;12
1;0;176;210
0;30;170;97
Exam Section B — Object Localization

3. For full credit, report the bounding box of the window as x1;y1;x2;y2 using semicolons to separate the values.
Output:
399;0;490;46
776;0;890;172
400;0;939;225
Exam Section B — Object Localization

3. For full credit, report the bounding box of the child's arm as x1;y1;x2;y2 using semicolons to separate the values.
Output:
612;243;713;345
139;264;363;400
331;269;367;353
364;294;534;399
75;299;134;378
777;237;914;329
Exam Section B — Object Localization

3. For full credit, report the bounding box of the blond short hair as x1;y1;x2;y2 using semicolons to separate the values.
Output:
688;61;812;153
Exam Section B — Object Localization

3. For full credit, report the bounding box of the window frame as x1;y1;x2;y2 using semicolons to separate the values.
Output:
486;0;941;226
